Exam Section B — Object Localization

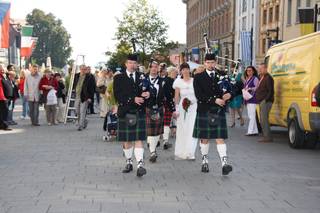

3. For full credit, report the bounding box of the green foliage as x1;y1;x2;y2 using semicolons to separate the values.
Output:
116;0;168;55
108;0;180;68
26;9;72;68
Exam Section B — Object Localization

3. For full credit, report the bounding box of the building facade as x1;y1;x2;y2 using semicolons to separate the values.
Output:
282;0;320;41
184;0;235;63
234;0;260;66
257;0;284;63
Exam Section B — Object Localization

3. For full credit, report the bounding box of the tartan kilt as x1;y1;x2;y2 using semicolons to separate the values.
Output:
163;106;173;127
117;111;146;142
146;107;164;136
193;106;228;139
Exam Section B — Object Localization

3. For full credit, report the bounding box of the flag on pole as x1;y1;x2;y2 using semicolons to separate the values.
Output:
240;31;252;67
0;1;10;48
21;25;37;57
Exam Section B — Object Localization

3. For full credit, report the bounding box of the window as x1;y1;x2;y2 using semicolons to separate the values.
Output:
275;5;280;21
242;16;247;31
263;9;267;25
306;0;311;7
262;38;266;54
252;0;255;8
242;0;247;13
296;0;301;23
287;0;292;25
269;7;273;23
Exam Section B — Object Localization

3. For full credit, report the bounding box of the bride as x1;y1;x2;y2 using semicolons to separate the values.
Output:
173;63;198;160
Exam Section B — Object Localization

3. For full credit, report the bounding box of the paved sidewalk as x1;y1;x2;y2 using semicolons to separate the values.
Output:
0;108;319;213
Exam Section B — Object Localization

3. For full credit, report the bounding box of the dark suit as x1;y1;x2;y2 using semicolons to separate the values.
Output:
113;71;148;118
193;70;224;113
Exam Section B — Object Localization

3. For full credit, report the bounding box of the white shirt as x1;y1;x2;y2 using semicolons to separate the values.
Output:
126;70;136;82
206;69;215;78
149;75;159;94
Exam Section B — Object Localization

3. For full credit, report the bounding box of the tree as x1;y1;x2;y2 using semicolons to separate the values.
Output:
107;41;132;71
26;9;72;68
115;0;168;62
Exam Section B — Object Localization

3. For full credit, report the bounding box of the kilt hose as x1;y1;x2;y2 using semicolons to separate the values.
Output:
163;105;173;127
146;107;164;136
117;111;147;142
193;106;228;139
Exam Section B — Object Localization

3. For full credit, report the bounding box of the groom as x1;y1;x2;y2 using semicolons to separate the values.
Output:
146;59;175;163
193;53;233;175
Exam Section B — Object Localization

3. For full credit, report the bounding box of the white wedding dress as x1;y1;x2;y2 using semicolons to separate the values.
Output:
173;78;198;160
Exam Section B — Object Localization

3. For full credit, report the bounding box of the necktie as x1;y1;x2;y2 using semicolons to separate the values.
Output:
210;72;215;80
129;73;134;83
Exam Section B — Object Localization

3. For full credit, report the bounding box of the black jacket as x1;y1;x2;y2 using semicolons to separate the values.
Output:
114;71;153;118
163;77;175;112
145;75;175;112
194;70;232;113
73;73;95;103
1;75;13;99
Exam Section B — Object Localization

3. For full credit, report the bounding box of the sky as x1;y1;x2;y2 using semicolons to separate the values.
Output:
9;0;186;66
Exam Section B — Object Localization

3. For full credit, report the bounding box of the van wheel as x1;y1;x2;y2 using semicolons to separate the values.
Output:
304;133;318;149
288;118;305;149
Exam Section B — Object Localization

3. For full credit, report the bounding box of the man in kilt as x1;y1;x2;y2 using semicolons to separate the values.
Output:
113;54;151;177
146;60;175;163
193;53;233;175
162;68;176;148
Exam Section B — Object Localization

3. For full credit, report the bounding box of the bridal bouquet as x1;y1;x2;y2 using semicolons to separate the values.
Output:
182;98;191;120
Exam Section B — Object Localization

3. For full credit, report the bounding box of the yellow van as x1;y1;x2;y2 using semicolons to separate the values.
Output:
265;31;320;149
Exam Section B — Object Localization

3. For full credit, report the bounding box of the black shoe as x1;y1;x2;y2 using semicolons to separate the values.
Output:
163;143;172;150
137;166;147;177
77;127;83;131
33;123;40;126
122;163;133;173
201;163;209;173
1;127;12;131
149;152;157;163
222;164;233;176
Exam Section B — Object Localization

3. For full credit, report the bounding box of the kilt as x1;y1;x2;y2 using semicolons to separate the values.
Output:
163;106;173;126
146;107;164;136
193;106;228;139
117;111;146;142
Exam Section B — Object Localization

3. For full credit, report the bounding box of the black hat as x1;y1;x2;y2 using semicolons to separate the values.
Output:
179;62;190;71
205;53;216;61
127;53;138;62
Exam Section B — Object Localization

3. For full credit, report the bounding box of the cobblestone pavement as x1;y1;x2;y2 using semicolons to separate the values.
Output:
0;106;319;213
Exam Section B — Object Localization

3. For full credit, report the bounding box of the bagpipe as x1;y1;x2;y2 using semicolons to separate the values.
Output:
203;33;243;97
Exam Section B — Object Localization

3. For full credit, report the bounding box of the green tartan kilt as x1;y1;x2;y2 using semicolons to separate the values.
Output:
117;111;146;142
146;107;164;136
193;106;228;139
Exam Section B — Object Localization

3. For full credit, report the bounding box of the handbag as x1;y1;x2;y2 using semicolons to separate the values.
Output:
208;109;222;126
242;77;255;101
125;113;137;126
242;89;253;101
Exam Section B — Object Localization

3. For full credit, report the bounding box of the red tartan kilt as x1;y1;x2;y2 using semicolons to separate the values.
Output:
146;107;164;136
163;106;173;126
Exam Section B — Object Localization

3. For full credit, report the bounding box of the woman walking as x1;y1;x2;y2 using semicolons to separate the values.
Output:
229;69;244;127
39;69;58;126
173;63;198;160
